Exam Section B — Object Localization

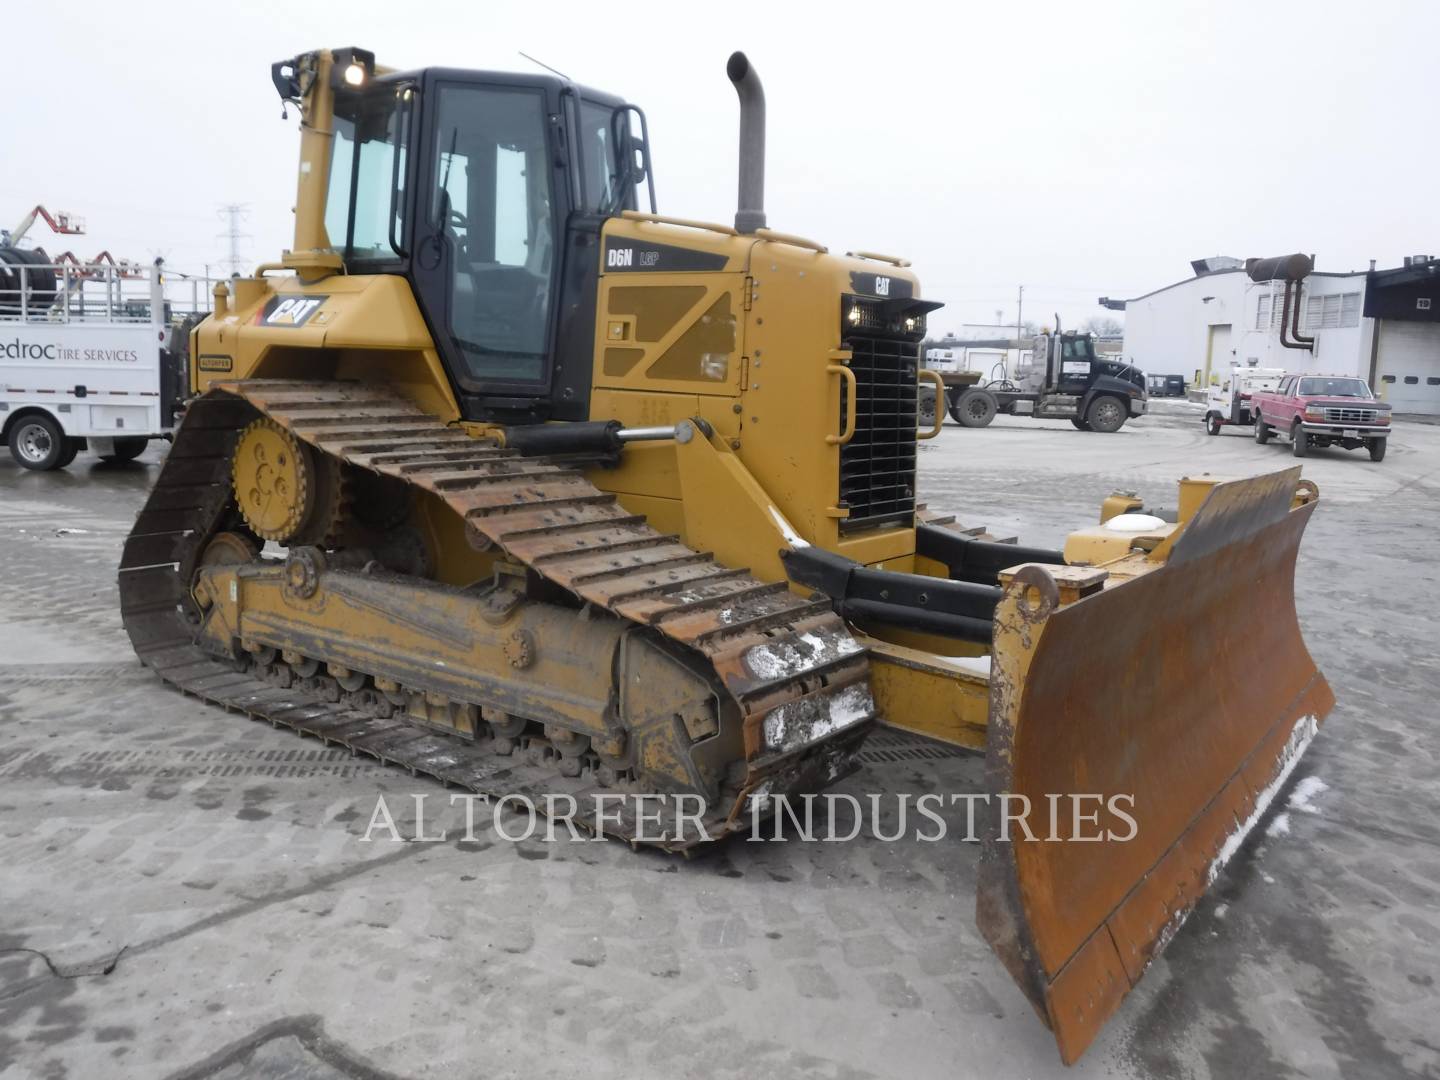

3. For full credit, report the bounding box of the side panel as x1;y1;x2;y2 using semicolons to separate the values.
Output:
191;275;460;423
0;322;167;436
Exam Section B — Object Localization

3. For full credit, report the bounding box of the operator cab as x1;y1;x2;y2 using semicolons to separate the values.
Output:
303;57;654;422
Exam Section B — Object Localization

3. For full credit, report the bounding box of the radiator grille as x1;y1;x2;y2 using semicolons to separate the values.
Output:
1320;406;1378;423
839;334;918;532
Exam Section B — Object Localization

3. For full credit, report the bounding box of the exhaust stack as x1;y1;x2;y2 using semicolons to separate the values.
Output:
727;52;766;234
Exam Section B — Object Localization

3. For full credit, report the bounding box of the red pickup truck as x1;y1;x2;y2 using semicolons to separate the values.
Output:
1252;374;1391;462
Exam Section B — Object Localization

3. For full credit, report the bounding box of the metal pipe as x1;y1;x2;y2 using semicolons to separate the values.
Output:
1248;253;1315;352
1289;279;1315;347
727;52;766;234
615;425;677;442
1246;253;1312;283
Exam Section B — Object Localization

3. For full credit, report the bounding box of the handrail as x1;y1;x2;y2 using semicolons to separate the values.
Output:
826;364;858;446
620;210;738;237
0;258;225;324
756;227;827;254
846;250;911;268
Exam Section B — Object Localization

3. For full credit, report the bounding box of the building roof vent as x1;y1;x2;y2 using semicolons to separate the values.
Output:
1190;256;1243;276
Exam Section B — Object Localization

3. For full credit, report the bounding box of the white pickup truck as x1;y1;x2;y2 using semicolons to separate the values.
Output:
0;259;194;470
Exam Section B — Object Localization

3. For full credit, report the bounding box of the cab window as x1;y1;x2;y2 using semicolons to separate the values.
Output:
325;86;408;262
430;84;555;385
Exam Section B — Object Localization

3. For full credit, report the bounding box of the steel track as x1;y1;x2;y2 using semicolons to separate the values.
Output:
118;383;875;849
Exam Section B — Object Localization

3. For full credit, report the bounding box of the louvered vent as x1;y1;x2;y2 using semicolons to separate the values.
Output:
838;333;919;533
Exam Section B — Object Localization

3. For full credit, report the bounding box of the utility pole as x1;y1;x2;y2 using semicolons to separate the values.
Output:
216;203;252;278
1016;285;1024;338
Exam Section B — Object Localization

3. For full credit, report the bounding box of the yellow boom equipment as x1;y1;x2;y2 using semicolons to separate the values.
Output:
119;47;1333;1063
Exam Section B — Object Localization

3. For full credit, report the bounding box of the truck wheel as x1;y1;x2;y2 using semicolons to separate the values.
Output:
1206;414;1222;436
7;414;66;471
56;438;81;468
1254;419;1271;444
1291;422;1308;458
1086;395;1126;433
1368;438;1387;462
1070;417;1090;431
100;437;149;464
954;389;997;428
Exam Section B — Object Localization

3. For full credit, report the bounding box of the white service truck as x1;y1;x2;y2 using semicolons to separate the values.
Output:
1203;364;1287;436
1;261;189;470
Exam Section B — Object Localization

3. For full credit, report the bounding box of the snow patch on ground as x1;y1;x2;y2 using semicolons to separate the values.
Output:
1287;775;1328;815
1265;813;1291;837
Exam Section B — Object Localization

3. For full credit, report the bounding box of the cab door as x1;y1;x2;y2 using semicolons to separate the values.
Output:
1056;336;1093;394
408;73;570;418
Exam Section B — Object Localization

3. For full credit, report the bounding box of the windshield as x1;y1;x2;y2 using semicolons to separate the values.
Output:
431;83;555;384
324;86;408;261
1298;377;1372;398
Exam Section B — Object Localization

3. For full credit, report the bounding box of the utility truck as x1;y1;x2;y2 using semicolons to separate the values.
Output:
0;258;198;469
1204;364;1286;435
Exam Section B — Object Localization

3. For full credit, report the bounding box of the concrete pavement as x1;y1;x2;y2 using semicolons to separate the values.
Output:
1;400;1436;1079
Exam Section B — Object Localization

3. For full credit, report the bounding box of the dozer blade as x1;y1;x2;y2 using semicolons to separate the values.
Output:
976;467;1333;1064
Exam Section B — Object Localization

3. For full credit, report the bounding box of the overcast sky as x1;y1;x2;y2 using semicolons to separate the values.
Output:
8;0;1434;332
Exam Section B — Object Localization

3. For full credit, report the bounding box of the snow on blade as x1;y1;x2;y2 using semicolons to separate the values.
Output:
1207;713;1318;885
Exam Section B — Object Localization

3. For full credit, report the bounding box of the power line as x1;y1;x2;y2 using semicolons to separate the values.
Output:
216;203;252;277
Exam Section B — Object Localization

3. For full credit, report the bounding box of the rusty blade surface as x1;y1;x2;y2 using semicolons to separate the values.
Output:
977;470;1334;1064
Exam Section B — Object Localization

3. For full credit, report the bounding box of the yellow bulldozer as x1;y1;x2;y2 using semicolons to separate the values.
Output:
119;47;1333;1063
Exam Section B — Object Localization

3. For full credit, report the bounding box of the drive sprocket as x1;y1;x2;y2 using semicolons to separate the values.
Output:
231;417;347;546
232;417;313;542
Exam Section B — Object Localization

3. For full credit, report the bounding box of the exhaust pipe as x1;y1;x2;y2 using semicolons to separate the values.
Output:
727;52;766;234
1246;253;1315;351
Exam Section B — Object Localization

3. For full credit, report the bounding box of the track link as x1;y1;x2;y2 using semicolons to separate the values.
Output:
119;382;875;849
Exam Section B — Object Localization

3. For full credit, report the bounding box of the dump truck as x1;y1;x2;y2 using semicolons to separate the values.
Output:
118;47;1333;1064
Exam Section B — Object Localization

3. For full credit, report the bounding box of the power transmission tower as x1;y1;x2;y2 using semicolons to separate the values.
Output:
216;203;252;277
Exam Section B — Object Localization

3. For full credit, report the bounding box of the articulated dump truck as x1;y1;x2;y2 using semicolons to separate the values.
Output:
118;47;1333;1062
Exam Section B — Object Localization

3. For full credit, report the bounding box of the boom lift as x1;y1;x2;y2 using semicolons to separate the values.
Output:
118;47;1333;1063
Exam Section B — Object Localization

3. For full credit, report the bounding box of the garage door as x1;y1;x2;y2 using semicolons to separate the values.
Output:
1377;321;1440;414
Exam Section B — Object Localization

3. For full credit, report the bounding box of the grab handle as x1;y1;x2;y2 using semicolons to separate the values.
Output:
826;364;857;446
918;370;945;440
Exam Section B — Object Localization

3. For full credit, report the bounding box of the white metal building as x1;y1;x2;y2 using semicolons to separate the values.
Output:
1110;256;1440;414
